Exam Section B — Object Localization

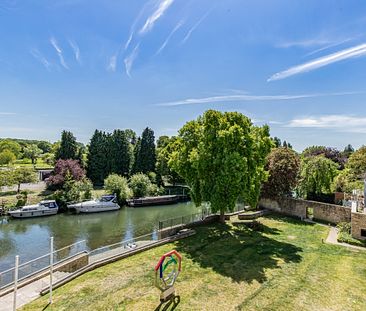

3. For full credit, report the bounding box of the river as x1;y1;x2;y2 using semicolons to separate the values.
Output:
0;202;200;272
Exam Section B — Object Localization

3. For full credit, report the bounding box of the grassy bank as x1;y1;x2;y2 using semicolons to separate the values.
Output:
21;215;366;311
0;187;105;210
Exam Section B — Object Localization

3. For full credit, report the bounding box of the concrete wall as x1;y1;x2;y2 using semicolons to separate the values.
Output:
159;215;219;239
351;212;366;240
55;252;89;273
260;197;351;224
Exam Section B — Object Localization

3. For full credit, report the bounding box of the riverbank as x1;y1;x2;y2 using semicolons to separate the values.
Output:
21;215;366;310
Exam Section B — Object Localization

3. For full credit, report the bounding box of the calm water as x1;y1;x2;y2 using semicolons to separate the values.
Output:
0;202;199;271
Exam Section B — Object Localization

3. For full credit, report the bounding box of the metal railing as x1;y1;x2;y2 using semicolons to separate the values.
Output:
158;203;248;231
0;240;87;290
88;232;158;261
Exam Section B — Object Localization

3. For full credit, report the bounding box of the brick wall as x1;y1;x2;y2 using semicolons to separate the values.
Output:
351;212;366;240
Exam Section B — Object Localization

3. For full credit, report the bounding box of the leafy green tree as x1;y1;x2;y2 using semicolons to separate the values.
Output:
343;144;354;158
156;136;183;185
109;130;133;176
0;170;14;190
41;152;55;166
334;146;366;193
124;129;137;144
298;155;338;198
132;137;141;173
12;167;38;193
104;174;132;204
37;141;52;153
345;146;366;179
87;130;109;185
0;140;21;158
302;145;346;169
0;150;16;165
169;110;272;222
23;144;43;164
129;173;154;198
261;147;300;198
55;130;78;160
273;137;281;148
133;127;156;174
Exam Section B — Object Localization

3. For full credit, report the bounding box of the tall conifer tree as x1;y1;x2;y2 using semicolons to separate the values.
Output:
133;128;156;174
87;130;108;185
110;130;132;176
56;130;78;160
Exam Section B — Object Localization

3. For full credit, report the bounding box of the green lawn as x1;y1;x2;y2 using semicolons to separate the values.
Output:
21;215;366;311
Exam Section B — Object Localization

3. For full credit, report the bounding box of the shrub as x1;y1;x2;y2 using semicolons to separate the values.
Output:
129;172;163;198
53;174;92;208
16;190;29;207
104;174;132;204
337;222;351;234
47;159;85;190
336;222;366;247
129;173;151;198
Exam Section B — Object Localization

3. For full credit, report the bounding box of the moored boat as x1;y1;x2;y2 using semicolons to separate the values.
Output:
127;195;188;207
67;194;120;213
8;200;59;218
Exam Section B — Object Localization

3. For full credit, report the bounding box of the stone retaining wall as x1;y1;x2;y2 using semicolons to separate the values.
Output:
260;197;351;224
351;212;366;240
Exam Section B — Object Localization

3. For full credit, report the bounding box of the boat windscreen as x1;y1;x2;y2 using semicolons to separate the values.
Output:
100;196;114;202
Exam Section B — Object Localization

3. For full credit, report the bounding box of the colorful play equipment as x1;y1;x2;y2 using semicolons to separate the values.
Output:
154;250;182;302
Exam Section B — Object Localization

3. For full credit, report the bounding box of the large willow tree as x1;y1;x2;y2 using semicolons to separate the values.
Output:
169;110;272;222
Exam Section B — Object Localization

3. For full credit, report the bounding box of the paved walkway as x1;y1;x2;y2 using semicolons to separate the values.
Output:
89;240;153;263
326;226;366;251
0;271;69;311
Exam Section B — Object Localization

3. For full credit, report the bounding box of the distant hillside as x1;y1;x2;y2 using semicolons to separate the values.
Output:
0;138;53;146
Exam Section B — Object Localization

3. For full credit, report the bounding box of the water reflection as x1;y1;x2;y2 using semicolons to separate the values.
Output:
0;202;198;271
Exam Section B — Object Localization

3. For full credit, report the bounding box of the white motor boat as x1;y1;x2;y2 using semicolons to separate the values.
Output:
8;200;59;218
67;194;120;213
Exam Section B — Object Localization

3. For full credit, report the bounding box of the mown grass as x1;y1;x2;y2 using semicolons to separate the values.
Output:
21;215;366;311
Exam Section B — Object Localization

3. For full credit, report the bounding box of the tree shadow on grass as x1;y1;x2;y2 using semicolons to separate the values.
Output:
175;222;303;284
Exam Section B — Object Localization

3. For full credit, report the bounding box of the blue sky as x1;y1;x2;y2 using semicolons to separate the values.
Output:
1;0;366;151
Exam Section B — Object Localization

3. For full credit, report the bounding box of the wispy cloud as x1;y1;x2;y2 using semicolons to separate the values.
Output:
268;43;366;81
287;115;366;133
107;54;117;72
181;9;212;44
304;38;356;57
277;38;332;49
124;44;139;77
50;37;69;69
156;20;184;55
125;2;150;51
156;92;356;106
139;0;174;35
68;39;80;64
0;112;16;115
30;48;51;70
